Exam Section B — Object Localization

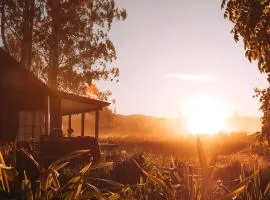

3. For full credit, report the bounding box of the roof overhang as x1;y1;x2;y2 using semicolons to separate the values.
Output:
0;48;110;116
59;92;110;116
0;48;50;94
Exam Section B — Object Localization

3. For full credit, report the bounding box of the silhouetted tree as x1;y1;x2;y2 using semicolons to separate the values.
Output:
222;0;270;142
0;0;126;95
0;0;126;134
0;0;35;69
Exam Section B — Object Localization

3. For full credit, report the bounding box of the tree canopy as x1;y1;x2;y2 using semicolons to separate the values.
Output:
0;0;126;98
222;0;270;80
222;0;270;140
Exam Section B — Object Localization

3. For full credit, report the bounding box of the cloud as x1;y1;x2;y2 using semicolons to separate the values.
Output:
165;73;213;82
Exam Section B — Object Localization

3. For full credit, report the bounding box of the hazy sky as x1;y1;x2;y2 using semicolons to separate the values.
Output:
98;0;268;118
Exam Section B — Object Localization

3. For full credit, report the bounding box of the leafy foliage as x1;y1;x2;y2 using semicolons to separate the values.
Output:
133;136;270;200
0;138;270;199
221;0;270;141
0;0;126;96
222;0;270;76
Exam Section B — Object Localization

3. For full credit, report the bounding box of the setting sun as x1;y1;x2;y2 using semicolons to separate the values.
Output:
182;94;231;135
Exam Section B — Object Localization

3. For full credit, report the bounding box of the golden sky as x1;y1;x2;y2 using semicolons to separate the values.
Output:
98;0;268;119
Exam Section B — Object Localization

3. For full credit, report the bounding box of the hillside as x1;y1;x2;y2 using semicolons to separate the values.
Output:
62;109;261;137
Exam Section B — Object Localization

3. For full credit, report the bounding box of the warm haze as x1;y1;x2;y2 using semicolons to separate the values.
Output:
96;0;268;134
2;1;270;199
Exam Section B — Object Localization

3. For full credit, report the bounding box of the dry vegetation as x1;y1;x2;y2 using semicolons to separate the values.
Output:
0;133;270;199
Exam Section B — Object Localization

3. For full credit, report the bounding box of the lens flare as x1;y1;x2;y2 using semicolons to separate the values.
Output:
182;94;231;135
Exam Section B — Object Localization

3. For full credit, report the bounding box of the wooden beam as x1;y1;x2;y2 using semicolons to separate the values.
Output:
61;108;101;116
81;113;85;136
95;110;99;139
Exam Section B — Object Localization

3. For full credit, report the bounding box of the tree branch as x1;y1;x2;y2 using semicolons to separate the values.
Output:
0;1;9;52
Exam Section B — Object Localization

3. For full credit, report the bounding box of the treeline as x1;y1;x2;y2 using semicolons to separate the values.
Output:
62;109;186;138
62;109;261;138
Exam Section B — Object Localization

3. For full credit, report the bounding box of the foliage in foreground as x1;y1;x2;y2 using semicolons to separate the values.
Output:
131;136;270;200
0;137;270;199
0;147;119;199
221;0;270;144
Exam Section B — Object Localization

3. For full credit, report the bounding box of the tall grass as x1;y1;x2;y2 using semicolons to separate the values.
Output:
0;136;269;199
132;136;270;200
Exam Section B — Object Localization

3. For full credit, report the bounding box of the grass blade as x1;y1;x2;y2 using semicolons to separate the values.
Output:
264;182;270;197
217;186;245;200
49;150;90;170
89;178;125;189
84;183;107;200
133;159;176;200
91;162;114;170
197;136;208;175
235;170;259;188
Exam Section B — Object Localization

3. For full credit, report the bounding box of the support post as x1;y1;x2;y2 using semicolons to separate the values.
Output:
68;115;71;130
95;110;99;139
81;113;85;136
44;96;49;136
68;114;72;137
32;111;35;139
50;94;62;136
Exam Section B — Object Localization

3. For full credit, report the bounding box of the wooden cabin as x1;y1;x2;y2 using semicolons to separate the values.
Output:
0;48;109;143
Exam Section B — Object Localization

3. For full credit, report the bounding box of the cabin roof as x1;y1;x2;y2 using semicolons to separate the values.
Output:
0;48;50;94
0;48;110;114
60;91;110;115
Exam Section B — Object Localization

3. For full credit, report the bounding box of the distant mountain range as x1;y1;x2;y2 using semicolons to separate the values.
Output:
62;109;261;137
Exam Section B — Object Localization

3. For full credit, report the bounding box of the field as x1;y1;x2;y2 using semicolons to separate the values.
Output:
0;132;270;199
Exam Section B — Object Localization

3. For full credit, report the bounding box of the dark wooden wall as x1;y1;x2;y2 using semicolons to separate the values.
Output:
0;53;48;142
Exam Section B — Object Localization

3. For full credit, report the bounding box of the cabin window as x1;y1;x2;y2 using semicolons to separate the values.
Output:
18;111;45;141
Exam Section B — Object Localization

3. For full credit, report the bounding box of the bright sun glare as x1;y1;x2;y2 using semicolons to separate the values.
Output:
182;94;231;135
